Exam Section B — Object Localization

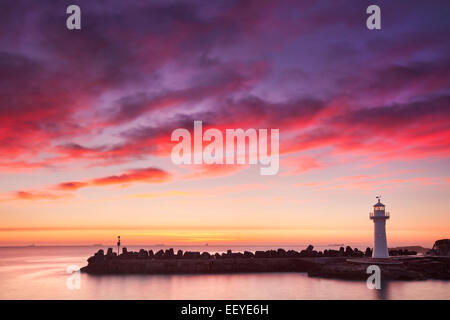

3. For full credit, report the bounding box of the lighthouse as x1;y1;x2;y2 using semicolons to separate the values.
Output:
370;196;390;258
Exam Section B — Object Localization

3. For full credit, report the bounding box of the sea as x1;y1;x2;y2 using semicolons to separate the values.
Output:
0;245;448;300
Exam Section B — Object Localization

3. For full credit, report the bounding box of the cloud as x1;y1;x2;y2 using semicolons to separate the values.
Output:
294;173;449;192
6;167;170;201
0;0;448;186
281;156;322;175
54;167;170;191
13;191;71;201
182;164;250;180
55;181;89;191
90;167;169;186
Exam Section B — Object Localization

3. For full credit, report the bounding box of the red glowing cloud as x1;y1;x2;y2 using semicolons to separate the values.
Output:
7;167;170;201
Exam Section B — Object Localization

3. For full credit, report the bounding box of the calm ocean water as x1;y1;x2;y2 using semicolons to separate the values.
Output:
0;246;448;300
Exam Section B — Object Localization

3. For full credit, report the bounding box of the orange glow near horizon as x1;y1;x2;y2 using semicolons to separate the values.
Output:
1;224;447;248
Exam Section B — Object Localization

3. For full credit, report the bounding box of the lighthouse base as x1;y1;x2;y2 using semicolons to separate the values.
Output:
372;251;389;259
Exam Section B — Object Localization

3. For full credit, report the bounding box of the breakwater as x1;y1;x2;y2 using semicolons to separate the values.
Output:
80;245;449;280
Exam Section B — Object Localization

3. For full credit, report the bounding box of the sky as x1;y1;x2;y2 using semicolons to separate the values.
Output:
0;0;449;247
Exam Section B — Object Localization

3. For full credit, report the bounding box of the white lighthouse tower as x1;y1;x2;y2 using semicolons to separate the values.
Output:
370;196;390;258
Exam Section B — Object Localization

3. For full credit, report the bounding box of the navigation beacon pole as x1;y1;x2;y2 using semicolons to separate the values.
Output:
117;236;121;255
370;196;390;258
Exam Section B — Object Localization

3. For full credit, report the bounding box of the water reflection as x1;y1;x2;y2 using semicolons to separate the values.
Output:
0;247;448;300
375;280;390;300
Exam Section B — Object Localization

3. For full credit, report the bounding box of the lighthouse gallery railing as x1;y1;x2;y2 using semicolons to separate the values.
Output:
369;211;390;219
